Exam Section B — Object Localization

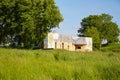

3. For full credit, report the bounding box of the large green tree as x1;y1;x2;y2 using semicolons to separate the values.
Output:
78;14;119;45
84;27;101;49
0;0;63;48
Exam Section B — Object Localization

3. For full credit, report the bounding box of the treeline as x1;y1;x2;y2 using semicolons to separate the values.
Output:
78;14;120;49
0;0;63;48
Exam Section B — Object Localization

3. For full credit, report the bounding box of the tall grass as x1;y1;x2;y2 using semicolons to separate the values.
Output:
0;48;120;80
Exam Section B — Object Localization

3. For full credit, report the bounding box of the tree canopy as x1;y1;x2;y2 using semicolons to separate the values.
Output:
0;0;63;48
84;27;101;49
78;13;119;48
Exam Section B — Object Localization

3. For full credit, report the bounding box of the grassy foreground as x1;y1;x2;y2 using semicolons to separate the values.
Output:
0;48;120;80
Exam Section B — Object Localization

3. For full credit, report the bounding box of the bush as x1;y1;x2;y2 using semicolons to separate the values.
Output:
101;43;120;52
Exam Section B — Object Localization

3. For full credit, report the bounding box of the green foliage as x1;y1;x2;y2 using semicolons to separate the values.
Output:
101;43;120;52
84;27;101;49
102;22;119;43
96;65;120;80
78;13;119;44
0;48;120;80
0;0;63;48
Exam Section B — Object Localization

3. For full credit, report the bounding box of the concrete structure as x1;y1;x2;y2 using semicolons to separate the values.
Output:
44;32;92;51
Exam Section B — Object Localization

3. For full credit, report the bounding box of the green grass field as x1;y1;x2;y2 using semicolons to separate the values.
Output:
0;48;120;80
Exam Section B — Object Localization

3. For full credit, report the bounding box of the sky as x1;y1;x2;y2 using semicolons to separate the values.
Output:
53;0;120;37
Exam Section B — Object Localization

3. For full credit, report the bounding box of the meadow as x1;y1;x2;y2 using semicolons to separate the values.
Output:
0;48;120;80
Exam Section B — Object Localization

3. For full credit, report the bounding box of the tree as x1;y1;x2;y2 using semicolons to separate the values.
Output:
101;22;119;43
0;0;63;48
84;27;101;49
78;13;119;45
34;0;63;46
